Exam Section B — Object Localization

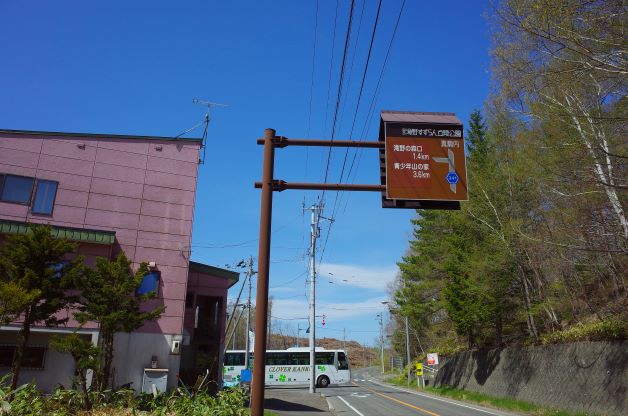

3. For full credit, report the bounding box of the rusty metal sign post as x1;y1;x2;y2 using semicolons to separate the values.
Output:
251;111;467;416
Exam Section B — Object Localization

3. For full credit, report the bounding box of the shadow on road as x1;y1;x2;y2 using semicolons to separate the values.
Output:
263;398;326;413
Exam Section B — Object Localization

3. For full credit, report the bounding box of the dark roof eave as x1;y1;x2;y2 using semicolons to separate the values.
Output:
189;260;240;288
0;129;203;143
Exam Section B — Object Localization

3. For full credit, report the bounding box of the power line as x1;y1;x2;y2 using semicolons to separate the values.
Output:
322;0;357;190
336;0;367;133
322;0;340;138
317;0;407;266
329;0;384;226
304;0;320;181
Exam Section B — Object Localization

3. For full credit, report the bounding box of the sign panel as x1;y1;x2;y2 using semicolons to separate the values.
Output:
415;362;423;376
427;353;439;366
385;122;468;201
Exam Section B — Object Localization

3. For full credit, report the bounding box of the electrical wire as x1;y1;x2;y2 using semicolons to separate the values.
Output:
322;0;357;190
335;0;367;133
322;0;340;138
304;0;320;181
317;0;407;268
328;0;384;230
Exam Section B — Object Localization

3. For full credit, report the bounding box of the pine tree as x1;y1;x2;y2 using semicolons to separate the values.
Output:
74;252;165;390
50;332;100;410
0;225;83;392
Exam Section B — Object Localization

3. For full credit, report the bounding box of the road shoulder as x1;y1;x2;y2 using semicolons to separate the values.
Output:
366;377;523;416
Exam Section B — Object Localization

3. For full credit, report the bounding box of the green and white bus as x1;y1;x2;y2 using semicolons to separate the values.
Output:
223;347;350;388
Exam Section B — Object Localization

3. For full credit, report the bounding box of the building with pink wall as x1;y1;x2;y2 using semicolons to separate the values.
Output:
0;129;238;392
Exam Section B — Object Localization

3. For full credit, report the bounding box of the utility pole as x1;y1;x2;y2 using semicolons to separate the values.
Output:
377;313;384;374
343;328;346;352
305;203;322;394
245;256;255;369
249;126;461;416
403;279;411;386
297;323;302;348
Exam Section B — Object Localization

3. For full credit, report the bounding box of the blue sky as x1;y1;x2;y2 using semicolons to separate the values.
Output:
0;0;491;346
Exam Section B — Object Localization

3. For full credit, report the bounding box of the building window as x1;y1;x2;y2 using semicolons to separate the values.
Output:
0;345;47;369
32;180;58;215
137;271;161;296
0;174;35;205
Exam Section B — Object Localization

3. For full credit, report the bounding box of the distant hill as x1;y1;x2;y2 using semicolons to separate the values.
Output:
267;333;377;368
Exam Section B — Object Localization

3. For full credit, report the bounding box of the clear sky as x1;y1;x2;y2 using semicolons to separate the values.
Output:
0;0;492;346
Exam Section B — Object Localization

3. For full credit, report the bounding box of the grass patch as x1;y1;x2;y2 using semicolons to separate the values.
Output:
425;386;591;416
386;373;419;388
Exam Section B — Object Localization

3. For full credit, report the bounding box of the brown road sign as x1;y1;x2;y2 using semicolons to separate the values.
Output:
379;111;468;208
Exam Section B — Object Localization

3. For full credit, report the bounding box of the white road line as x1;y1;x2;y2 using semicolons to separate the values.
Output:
338;396;366;416
367;380;508;416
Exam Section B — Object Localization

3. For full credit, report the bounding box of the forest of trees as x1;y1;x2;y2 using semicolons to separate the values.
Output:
391;0;626;356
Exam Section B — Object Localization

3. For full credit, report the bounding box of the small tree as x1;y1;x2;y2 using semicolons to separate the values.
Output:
0;225;83;392
0;281;38;326
74;253;165;390
50;332;100;410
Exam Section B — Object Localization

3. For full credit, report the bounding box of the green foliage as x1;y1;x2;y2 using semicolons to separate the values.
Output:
50;333;100;375
150;389;248;416
0;224;84;390
541;319;628;345
74;252;164;334
74;252;165;390
0;378;248;416
50;332;101;410
0;224;83;326
0;281;38;326
392;0;628;356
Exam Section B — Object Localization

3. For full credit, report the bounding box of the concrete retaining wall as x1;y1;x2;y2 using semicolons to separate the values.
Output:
435;341;627;416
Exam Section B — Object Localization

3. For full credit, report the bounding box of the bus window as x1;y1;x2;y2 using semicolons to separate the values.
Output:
225;352;245;366
315;352;334;365
267;352;288;365
289;352;309;365
337;352;349;370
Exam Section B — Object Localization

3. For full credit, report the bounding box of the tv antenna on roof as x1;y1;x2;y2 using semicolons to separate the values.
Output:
175;98;228;164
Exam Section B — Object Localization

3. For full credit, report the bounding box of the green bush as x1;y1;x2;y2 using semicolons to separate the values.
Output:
0;376;248;416
541;319;628;345
153;388;248;416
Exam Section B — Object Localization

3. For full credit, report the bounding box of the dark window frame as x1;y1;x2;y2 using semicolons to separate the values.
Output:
31;179;59;216
0;174;35;206
0;345;47;369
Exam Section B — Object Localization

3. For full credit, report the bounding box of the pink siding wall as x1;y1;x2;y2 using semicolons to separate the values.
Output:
0;132;201;335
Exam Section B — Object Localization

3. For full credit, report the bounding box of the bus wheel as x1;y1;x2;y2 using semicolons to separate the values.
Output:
317;376;330;388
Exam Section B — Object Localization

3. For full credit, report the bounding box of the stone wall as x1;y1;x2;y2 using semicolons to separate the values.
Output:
435;341;627;416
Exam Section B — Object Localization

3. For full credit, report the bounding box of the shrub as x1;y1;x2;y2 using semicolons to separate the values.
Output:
541;319;628;345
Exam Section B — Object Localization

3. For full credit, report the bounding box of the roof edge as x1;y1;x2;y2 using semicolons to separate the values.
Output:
381;110;457;116
0;219;116;245
0;129;203;143
189;260;240;287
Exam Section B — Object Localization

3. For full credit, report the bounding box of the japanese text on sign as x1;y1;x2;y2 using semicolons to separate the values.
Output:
402;128;462;138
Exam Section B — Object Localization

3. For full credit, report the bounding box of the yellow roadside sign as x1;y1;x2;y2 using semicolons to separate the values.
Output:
415;363;423;376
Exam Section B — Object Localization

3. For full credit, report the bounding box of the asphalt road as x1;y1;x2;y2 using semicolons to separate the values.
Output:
322;367;518;416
